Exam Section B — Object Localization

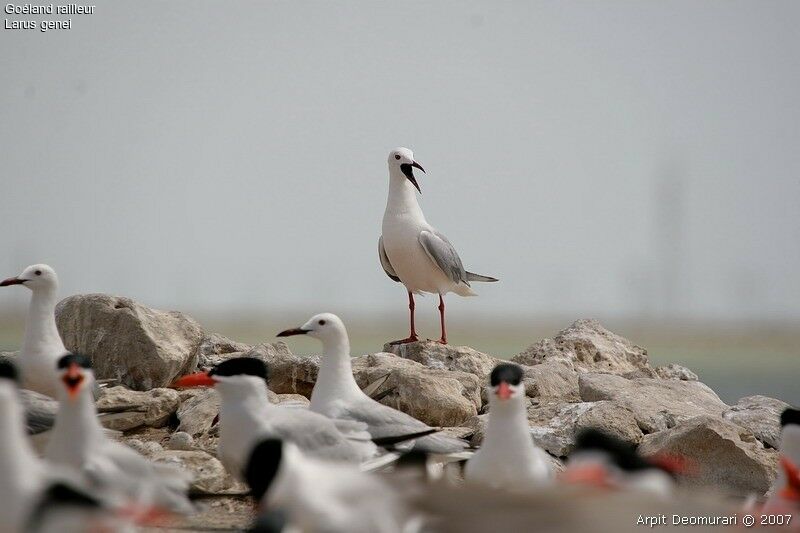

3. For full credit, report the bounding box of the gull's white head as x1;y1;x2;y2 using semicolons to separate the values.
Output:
55;354;95;401
277;312;348;345
387;147;425;193
488;363;526;404
0;264;58;292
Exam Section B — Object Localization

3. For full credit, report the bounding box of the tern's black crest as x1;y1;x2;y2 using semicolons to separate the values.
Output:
0;360;19;382
56;353;92;370
574;428;653;473
210;357;268;380
489;363;524;386
781;408;800;427
245;439;283;501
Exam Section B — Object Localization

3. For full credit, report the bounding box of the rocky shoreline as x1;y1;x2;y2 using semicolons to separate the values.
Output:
2;293;790;530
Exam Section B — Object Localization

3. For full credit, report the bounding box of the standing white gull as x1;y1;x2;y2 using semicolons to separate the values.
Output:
465;363;552;490
379;147;498;344
278;313;469;454
0;264;69;397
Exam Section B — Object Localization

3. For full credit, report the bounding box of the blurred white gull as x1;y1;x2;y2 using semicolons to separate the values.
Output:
379;148;497;344
278;313;468;454
0;264;69;397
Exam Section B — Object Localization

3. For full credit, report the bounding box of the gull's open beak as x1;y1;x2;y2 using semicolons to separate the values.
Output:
171;371;217;388
276;327;311;337
496;382;512;400
0;277;25;287
62;363;85;398
400;161;425;194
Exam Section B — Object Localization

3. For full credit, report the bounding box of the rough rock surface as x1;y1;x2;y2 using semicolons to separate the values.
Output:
55;294;204;390
655;363;698;381
638;415;778;496
177;388;220;436
578;372;728;433
513;319;650;375
244;342;318;397
352;353;481;427
723;395;790;449
520;362;580;401
196;333;253;368
96;386;180;431
384;341;499;380
152;449;246;495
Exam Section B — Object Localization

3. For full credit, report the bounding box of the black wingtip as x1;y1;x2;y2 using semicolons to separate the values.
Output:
245;439;284;501
781;408;800;427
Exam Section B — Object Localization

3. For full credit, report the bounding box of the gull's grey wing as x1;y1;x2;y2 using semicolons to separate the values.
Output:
19;389;57;435
342;398;467;454
418;230;469;286
268;408;377;462
378;236;401;282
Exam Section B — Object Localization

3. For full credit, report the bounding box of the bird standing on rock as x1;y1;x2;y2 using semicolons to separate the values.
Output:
0;264;69;397
379;148;498;344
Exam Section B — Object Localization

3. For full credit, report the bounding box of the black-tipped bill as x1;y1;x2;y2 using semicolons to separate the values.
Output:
0;277;25;287
276;327;310;338
400;162;424;194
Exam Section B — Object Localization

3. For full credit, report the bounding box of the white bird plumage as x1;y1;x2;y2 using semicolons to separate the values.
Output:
379;148;497;344
465;363;553;489
279;313;469;454
0;264;69;398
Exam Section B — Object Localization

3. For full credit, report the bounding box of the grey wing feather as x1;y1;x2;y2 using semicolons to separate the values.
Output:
419;230;469;286
19;389;57;435
342;398;468;454
269;409;377;461
378;236;401;282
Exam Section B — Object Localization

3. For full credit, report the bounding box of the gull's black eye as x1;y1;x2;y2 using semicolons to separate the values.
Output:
318;319;326;326
394;154;400;160
35;270;42;276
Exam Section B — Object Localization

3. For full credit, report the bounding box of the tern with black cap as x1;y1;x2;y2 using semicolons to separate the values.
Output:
465;363;552;489
764;407;800;514
172;357;386;478
379;147;498;344
0;264;69;397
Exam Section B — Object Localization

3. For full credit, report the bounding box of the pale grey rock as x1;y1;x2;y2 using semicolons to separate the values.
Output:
126;438;164;456
513;319;650;375
96;386;180;429
638;415;779;496
196;333;253;368
383;341;499;381
520;362;580;401
243;342;317;397
351;353;481;427
168;431;195;451
573;400;644;446
177;388;219;436
152;450;245;495
723;395;790;449
655;363;698;381
55;294;205;390
578;372;728;433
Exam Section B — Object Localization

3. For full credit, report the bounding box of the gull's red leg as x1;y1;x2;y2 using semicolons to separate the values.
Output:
437;293;447;344
390;291;419;345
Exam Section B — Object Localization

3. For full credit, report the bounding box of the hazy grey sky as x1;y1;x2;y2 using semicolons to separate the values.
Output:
2;1;799;322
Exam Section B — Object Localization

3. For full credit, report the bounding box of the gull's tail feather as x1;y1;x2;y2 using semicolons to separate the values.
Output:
412;433;470;454
465;271;498;283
